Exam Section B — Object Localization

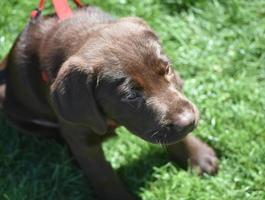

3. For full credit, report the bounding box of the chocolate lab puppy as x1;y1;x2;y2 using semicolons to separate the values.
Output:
0;6;218;200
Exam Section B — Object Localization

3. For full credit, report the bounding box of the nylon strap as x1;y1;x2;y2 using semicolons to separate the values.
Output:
31;0;84;82
52;0;73;21
31;0;84;20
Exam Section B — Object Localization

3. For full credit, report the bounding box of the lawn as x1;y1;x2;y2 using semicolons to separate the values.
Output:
0;0;265;199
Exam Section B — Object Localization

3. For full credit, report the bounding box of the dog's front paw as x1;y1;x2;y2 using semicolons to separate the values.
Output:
188;141;218;175
168;135;218;175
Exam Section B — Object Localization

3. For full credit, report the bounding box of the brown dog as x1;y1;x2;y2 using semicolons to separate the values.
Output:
0;6;218;200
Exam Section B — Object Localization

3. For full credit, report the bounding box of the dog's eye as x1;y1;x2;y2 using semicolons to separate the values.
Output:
126;91;140;100
127;92;138;100
122;90;142;102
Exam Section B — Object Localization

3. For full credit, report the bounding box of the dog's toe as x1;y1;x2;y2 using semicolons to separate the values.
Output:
190;146;219;175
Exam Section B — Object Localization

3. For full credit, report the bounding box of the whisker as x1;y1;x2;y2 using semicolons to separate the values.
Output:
151;131;159;138
164;144;169;153
158;139;164;149
161;141;167;151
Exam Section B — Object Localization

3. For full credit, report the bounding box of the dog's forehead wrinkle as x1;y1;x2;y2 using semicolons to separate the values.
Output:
99;66;127;81
80;25;167;84
100;27;159;61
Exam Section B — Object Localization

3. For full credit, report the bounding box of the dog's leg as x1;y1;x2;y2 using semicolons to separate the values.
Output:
0;55;7;106
167;135;218;175
61;124;138;200
0;55;8;71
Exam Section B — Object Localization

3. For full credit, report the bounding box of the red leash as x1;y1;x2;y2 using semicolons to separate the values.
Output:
73;0;83;8
31;0;45;19
31;0;84;82
31;0;84;21
52;0;73;20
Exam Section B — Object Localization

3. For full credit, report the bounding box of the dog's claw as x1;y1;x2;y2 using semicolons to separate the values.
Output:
168;136;219;176
189;143;219;175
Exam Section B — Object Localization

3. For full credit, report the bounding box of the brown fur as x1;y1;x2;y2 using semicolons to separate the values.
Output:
0;6;218;200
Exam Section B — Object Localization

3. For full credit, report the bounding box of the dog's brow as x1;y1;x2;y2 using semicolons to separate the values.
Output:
119;77;136;91
143;30;159;40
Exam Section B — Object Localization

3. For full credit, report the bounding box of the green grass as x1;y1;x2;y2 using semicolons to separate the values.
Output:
1;0;265;199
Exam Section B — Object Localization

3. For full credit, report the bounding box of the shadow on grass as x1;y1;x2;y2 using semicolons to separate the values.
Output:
0;126;170;199
117;149;171;192
0;114;221;199
0;116;93;200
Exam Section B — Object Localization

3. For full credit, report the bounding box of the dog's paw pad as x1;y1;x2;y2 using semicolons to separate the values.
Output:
190;146;218;175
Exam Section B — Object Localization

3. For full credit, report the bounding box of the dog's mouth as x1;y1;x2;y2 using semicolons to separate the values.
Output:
139;123;195;145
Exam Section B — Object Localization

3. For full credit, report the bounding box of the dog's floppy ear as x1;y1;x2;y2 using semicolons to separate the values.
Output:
50;57;107;135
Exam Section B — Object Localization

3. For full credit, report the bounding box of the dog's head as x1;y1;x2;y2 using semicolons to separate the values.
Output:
51;17;199;145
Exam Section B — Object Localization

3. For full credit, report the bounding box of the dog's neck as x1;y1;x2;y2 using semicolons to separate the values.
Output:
35;9;115;81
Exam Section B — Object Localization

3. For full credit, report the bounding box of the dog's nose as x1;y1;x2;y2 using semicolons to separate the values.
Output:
173;110;196;131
